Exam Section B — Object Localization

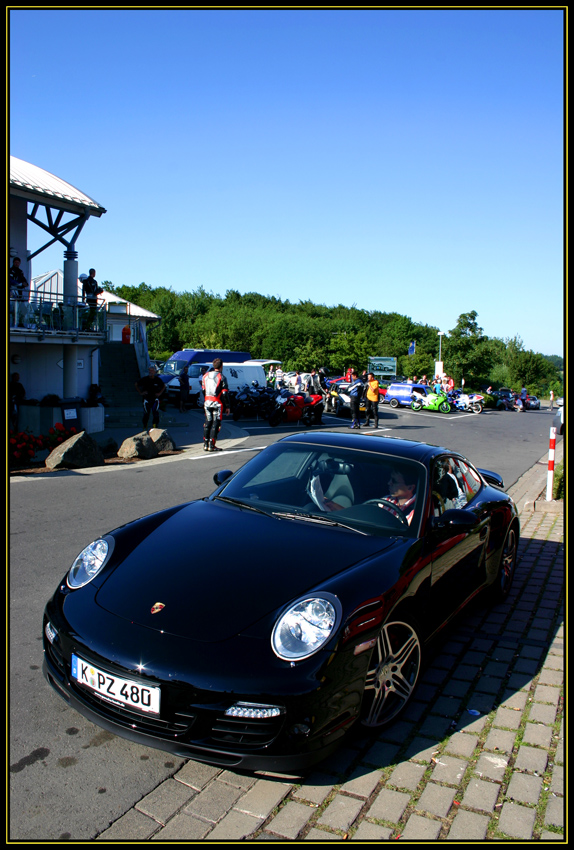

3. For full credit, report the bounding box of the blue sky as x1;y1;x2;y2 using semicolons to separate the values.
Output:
9;8;564;356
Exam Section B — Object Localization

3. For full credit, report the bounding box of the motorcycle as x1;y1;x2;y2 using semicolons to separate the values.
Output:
232;382;276;420
448;389;484;414
268;389;324;427
410;389;451;414
330;384;367;418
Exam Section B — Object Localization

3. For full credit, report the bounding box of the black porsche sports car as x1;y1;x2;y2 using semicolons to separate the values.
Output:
43;432;519;771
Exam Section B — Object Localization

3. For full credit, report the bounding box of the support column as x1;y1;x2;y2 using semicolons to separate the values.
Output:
63;249;79;398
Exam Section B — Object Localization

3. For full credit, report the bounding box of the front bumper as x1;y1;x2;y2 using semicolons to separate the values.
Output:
42;605;366;771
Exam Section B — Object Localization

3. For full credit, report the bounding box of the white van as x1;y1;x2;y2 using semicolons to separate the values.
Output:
166;360;268;407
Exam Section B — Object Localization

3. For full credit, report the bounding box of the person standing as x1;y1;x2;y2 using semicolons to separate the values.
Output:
201;358;230;451
81;268;103;329
363;372;380;428
347;369;364;429
305;368;320;395
9;258;30;327
135;365;165;431
9;372;26;431
549;389;554;411
275;365;284;391
178;365;190;412
9;257;29;299
318;368;331;412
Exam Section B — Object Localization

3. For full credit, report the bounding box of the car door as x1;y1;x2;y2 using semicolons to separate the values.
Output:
429;455;491;618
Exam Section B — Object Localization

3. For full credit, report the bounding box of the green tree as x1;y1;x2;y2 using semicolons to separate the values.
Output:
444;311;496;385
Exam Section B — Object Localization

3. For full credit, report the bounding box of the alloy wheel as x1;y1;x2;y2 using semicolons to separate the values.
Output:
499;527;517;598
362;621;421;727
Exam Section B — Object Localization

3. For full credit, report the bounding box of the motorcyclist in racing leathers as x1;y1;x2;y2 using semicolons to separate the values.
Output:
201;358;230;451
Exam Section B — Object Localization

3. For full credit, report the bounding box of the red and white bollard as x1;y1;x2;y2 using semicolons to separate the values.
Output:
546;426;557;501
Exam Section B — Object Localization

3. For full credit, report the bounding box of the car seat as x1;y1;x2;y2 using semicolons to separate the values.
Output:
319;460;355;508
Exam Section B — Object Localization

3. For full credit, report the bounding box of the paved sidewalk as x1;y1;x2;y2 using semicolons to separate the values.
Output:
95;440;564;842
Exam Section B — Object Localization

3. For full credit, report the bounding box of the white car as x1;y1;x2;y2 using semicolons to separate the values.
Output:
284;372;313;392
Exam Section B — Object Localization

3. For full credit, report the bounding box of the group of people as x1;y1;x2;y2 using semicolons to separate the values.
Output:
135;358;230;453
407;374;456;394
9;258;103;331
344;370;381;430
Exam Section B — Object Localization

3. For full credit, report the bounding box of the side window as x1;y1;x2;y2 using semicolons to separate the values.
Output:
432;456;467;515
454;460;482;502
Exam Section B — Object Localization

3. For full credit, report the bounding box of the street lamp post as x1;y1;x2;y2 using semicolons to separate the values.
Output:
437;331;445;377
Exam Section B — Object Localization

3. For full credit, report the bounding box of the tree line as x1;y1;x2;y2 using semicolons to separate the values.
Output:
102;282;563;396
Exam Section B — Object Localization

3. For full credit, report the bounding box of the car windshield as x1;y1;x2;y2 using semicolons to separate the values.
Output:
163;362;205;378
163;361;184;375
215;443;426;538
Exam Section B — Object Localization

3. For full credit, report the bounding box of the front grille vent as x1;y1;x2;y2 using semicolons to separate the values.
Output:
210;714;284;748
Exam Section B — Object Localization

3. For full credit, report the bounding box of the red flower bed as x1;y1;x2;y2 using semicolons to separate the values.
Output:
9;424;77;466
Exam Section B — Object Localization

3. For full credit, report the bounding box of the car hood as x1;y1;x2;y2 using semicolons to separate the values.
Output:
95;500;397;642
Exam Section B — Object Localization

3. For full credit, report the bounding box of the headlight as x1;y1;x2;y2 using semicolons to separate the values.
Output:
271;595;341;661
67;538;113;589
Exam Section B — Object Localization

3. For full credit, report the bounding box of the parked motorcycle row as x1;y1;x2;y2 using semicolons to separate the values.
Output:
230;383;325;427
408;388;485;415
229;379;538;425
231;383;277;421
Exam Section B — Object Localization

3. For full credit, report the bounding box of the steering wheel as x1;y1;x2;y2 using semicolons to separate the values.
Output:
363;498;410;526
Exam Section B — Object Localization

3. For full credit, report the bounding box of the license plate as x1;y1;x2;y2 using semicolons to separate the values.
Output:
71;654;161;715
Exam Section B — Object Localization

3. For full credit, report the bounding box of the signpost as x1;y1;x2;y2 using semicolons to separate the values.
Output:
368;357;397;380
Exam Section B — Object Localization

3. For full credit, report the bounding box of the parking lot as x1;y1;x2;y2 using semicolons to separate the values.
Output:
9;403;563;840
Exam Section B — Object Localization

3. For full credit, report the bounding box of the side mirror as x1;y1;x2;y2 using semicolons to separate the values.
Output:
478;468;504;489
213;469;233;487
432;509;479;534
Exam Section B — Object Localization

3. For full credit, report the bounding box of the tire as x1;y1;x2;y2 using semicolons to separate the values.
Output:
411;401;422;411
439;401;451;414
268;409;283;427
361;620;422;728
471;402;483;414
389;398;399;409
491;524;518;602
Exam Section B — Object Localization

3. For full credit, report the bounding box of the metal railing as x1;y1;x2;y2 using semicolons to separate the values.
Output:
9;285;106;336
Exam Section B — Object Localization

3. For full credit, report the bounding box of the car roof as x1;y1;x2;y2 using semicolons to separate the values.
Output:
279;431;451;463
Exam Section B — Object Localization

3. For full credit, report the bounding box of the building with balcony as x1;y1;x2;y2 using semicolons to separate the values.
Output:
9;157;160;430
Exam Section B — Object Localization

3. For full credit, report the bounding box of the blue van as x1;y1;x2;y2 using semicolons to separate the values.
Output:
384;382;429;408
159;349;251;385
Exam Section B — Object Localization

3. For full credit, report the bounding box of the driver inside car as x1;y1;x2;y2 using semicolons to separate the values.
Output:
375;470;418;524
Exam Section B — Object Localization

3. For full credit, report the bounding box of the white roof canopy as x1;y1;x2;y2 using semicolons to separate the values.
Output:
10;156;106;216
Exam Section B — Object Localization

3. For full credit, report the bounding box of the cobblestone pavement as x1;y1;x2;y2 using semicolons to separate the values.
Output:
96;454;565;842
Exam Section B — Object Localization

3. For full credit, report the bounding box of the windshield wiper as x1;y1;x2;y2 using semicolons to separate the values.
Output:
271;510;368;535
215;496;270;516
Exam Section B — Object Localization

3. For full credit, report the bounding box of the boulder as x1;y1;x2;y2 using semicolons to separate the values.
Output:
117;431;159;460
149;428;177;452
45;431;105;470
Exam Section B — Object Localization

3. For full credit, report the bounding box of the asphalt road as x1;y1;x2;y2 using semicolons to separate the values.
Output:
9;405;557;840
